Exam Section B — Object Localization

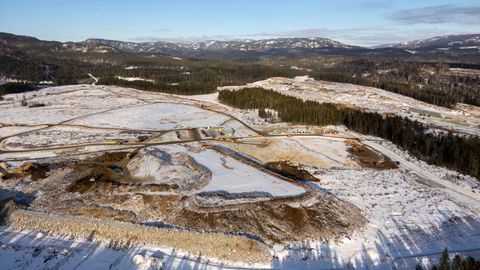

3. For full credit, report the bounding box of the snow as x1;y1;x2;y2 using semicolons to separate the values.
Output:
1;83;480;269
223;77;480;137
156;144;306;197
0;150;58;162
2;126;150;150
71;103;231;130
115;76;155;83
0;126;43;138
125;147;208;191
0;106;104;125
0;228;270;270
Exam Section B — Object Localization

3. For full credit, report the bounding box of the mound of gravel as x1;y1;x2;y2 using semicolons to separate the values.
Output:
126;147;211;192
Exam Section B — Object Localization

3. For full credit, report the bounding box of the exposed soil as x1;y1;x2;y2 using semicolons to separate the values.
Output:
266;161;319;182
170;192;366;244
66;173;178;194
348;143;398;169
4;148;367;248
58;205;137;223
10;162;50;181
7;209;271;264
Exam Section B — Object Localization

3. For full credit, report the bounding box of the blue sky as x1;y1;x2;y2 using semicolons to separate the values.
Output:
0;0;479;46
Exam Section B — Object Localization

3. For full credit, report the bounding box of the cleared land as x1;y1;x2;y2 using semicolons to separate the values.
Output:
0;81;479;269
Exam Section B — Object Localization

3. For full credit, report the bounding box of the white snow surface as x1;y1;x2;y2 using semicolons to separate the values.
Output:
0;228;270;270
155;144;306;197
71;103;231;130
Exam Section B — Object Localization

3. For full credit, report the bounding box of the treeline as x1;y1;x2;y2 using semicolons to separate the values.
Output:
418;248;480;270
0;54;93;85
97;63;304;95
97;76;216;95
310;72;480;107
218;88;480;179
0;82;38;97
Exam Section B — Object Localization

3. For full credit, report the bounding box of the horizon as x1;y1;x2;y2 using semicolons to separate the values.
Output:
1;0;479;46
2;31;480;48
0;31;480;48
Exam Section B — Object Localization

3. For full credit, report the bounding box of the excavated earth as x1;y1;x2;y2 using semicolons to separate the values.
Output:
1;144;367;250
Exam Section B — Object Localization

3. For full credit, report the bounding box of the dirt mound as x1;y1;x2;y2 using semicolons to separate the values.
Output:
10;162;49;181
8;150;366;248
168;192;366;244
348;142;398;169
66;148;211;194
126;147;211;191
266;161;319;182
8;209;271;264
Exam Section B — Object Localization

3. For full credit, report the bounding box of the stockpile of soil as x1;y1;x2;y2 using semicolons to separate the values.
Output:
348;143;398;169
168;192;366;244
266;161;319;182
8;209;271;264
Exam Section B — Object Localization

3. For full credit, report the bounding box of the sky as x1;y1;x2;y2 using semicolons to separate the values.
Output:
0;0;479;46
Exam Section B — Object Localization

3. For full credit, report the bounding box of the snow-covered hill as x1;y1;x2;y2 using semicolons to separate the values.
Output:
79;37;356;53
377;34;480;50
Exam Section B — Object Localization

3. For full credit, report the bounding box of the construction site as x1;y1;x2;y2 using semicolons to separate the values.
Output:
0;80;479;269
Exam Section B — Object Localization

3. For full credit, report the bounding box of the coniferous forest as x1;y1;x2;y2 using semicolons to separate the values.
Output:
218;88;480;179
0;82;38;96
310;72;480;107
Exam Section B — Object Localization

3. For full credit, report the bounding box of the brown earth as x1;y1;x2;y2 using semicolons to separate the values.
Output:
169;192;366;244
266;161;319;182
348;143;398;169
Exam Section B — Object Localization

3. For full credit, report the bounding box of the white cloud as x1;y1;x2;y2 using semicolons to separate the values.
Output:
389;5;480;25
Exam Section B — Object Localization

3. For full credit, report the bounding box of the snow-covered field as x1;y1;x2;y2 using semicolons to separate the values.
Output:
70;103;231;130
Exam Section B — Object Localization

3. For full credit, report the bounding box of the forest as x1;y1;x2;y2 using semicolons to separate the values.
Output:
97;63;303;95
2;44;480;108
0;82;38;97
218;87;480;179
310;71;480;107
267;56;480;107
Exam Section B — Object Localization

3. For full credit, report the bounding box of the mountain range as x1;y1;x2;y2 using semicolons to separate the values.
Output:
1;32;479;61
376;34;480;51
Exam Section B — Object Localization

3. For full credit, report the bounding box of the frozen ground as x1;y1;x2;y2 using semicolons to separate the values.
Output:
70;103;231;130
0;106;105;126
1;83;479;269
2;126;152;150
156;144;306;197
